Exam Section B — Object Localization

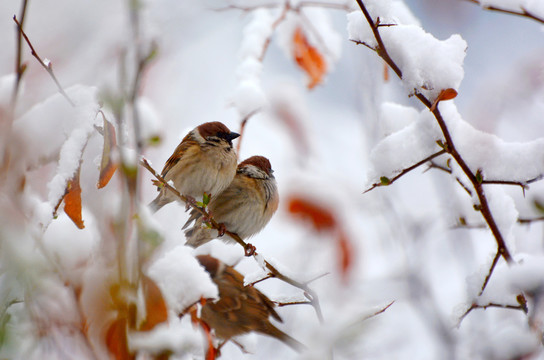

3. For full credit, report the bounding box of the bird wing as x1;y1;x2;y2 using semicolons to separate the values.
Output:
160;134;196;177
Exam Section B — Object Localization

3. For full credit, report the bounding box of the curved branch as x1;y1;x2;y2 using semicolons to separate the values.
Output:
140;158;324;322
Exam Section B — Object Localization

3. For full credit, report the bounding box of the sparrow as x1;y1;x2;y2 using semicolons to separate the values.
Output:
149;122;239;212
183;156;278;247
195;255;304;352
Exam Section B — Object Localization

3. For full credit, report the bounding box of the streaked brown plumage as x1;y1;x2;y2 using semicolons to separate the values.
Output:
149;122;239;212
184;156;278;247
196;255;304;352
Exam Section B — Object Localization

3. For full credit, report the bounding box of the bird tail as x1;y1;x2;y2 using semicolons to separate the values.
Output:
148;193;171;213
263;324;306;353
182;208;202;229
184;226;217;248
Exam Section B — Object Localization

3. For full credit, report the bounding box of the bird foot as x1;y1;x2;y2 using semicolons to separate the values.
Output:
244;243;256;256
217;223;227;237
185;195;197;210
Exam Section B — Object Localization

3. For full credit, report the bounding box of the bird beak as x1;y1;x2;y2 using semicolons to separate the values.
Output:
228;132;240;141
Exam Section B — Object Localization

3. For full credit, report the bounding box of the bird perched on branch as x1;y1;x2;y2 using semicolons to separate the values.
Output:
149;122;239;212
184;156;278;247
195;255;304;352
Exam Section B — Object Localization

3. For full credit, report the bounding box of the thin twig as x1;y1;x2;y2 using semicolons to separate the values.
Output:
426;161;473;196
353;2;403;78
236;109;261;155
464;0;544;25
364;149;446;193
249;274;274;286
362;301;395;321
304;272;330;285
481;174;543;197
454;215;544;229
13;16;75;107
276;300;313;307
479;251;501;296
350;39;376;51
10;0;29;112
518;216;544;224
215;1;352;12
457;301;528;327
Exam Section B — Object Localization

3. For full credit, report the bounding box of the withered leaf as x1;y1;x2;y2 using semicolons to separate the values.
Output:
97;117;118;189
293;27;327;90
64;164;85;229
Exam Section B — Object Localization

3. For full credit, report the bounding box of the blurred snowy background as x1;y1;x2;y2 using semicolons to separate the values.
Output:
1;0;544;359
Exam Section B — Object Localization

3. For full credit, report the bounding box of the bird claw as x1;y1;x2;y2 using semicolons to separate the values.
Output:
185;195;197;211
244;244;256;256
217;223;227;237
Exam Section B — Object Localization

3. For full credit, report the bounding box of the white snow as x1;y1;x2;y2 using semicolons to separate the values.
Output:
442;102;544;182
136;97;162;145
129;317;205;357
366;106;442;185
0;73;16;109
348;9;467;100
147;245;218;314
232;9;276;118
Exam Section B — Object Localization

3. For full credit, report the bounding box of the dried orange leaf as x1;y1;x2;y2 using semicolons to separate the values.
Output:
438;88;458;101
430;88;458;111
97;117;118;189
64;165;85;229
337;230;354;282
287;196;336;231
383;62;389;82
139;274;168;331
106;317;133;360
293;27;327;89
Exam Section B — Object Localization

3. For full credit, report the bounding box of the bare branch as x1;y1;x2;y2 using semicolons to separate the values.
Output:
215;1;353;12
354;0;514;266
13;16;75;107
276;300;313;307
427;161;473;196
481;174;543;197
457;301;528;327
464;0;544;25
353;2;403;78
479;251;501;296
236;109;261;155
11;0;29;112
364;149;446;193
249;274;274;286
304;272;330;285
350;39;376;51
518;216;544;224
362;301;395;321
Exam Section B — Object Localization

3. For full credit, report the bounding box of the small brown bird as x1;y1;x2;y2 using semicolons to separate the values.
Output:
184;156;278;247
196;255;304;352
149;122;239;212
